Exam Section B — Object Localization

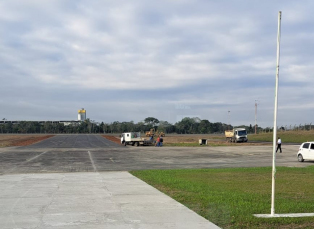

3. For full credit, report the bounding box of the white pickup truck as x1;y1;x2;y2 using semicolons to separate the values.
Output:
121;132;154;146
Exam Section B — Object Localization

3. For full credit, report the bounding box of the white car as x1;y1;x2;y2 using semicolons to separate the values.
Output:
297;142;314;162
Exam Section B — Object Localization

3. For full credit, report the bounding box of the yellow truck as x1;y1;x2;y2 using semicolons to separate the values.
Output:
225;128;248;143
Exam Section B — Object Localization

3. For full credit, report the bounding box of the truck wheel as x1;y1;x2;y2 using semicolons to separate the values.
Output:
131;142;135;146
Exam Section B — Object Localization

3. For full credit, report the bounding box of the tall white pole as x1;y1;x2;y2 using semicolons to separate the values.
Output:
228;111;230;130
271;11;282;216
255;100;258;134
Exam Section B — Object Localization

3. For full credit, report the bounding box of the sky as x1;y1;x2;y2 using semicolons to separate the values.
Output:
1;0;314;128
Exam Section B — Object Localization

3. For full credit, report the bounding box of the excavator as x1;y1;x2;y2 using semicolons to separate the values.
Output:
145;128;165;137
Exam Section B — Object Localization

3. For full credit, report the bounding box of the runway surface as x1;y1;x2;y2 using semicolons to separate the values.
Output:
0;134;306;175
0;134;309;228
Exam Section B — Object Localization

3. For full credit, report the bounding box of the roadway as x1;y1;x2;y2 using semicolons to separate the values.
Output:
0;134;310;229
0;134;308;175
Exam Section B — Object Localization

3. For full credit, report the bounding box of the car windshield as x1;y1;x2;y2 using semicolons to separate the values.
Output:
303;143;310;149
238;130;247;136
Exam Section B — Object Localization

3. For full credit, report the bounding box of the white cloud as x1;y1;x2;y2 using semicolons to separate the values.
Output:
1;1;314;126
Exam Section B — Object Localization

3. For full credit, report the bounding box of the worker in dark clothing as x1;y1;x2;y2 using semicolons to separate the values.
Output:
159;136;163;147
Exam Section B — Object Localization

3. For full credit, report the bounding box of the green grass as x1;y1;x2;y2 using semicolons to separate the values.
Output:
163;142;232;147
131;167;314;229
249;130;314;143
163;142;204;147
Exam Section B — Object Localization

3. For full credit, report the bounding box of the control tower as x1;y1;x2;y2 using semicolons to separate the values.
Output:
78;108;86;121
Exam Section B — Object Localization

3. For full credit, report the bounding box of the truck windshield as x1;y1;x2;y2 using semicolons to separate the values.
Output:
238;130;247;136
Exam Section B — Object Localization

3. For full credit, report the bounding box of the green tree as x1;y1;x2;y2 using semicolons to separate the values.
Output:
157;121;171;133
99;122;105;133
5;122;13;133
144;117;159;127
249;124;253;133
175;117;196;134
199;120;210;134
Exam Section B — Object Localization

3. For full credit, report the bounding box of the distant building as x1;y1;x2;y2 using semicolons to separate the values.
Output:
0;120;80;126
78;108;86;121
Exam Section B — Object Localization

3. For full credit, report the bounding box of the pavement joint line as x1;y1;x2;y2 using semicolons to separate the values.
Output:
26;151;48;162
88;150;97;172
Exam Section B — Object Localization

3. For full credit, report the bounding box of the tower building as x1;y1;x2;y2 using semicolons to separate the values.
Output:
78;108;86;121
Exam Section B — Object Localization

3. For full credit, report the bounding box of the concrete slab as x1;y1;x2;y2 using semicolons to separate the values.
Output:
0;143;304;175
0;172;220;229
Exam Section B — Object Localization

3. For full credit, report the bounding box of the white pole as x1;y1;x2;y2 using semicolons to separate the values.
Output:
228;111;230;130
271;11;282;216
255;100;258;134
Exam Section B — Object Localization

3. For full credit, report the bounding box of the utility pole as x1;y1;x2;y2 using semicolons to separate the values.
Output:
228;111;230;130
255;100;258;134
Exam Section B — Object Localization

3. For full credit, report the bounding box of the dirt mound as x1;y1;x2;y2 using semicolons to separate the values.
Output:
0;135;55;147
102;135;121;145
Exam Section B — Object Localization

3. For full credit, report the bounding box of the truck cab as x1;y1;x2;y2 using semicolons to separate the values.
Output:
234;128;248;142
225;128;248;143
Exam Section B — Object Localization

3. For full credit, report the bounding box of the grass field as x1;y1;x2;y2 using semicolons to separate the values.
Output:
131;167;314;229
162;134;270;147
163;142;234;147
249;130;314;143
163;130;314;146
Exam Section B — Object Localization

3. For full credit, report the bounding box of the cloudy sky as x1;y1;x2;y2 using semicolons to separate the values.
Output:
1;1;313;128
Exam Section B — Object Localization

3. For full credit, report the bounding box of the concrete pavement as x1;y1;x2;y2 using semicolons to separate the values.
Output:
0;171;220;229
0;135;304;228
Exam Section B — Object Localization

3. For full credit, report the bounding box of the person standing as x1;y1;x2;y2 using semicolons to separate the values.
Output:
121;134;124;145
159;136;163;147
156;136;160;147
276;137;282;153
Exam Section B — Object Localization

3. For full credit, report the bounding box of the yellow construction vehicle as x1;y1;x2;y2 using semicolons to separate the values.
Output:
145;128;165;137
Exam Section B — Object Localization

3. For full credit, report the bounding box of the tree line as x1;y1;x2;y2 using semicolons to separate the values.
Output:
0;117;260;134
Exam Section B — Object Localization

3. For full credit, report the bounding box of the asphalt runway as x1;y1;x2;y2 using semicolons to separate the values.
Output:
0;135;310;228
0;135;222;228
0;134;310;175
24;134;121;148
